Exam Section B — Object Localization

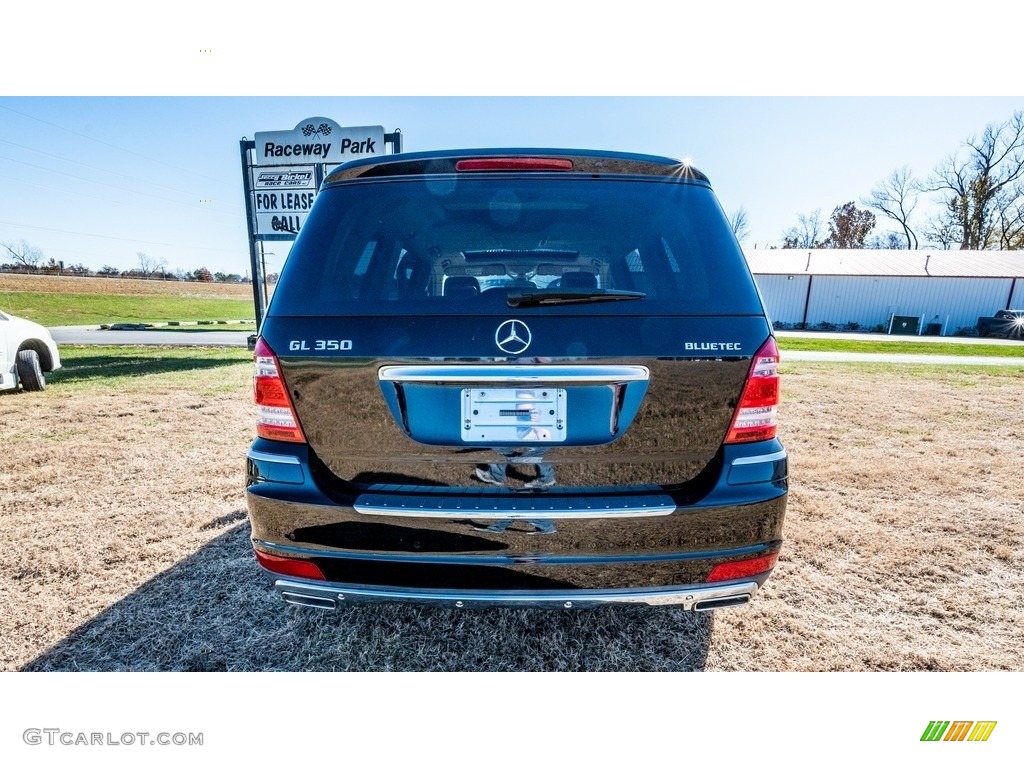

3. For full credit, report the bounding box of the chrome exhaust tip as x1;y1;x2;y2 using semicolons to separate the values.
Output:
693;594;751;612
280;591;336;610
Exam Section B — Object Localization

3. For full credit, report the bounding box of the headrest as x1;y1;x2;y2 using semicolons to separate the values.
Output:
444;275;480;298
561;271;598;290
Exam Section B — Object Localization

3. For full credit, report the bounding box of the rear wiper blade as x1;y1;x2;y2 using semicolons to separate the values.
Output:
507;290;646;308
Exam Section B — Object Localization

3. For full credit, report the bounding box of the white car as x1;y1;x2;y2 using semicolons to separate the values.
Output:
0;310;61;392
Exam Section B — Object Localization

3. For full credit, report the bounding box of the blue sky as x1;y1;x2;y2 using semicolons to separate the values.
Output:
1;97;1021;277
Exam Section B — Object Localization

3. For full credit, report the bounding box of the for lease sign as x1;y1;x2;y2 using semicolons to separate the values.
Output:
251;164;319;236
253;188;317;235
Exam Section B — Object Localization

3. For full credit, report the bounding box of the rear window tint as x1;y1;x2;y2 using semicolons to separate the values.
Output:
269;177;763;317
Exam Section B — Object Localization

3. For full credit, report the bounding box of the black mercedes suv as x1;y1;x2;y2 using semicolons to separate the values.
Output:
245;149;787;611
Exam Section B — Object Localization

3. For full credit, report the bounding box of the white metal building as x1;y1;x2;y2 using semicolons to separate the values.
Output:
744;249;1024;335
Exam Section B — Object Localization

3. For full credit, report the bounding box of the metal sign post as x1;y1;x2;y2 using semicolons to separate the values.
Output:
239;139;264;329
240;118;403;343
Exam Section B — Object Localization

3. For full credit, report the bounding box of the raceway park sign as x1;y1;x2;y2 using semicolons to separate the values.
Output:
246;117;385;237
254;117;384;166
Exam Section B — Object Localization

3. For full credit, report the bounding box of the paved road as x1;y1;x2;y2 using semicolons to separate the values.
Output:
49;326;250;347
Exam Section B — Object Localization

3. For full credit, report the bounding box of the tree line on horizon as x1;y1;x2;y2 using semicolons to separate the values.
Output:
0;244;279;284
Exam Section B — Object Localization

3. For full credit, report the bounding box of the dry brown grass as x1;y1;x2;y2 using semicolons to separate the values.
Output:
0;272;252;299
710;364;1024;671
1;356;1021;671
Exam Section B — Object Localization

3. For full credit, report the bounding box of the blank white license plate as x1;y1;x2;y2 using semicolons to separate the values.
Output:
461;388;566;442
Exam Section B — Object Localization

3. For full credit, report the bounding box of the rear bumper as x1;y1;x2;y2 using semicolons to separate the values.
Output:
246;438;787;605
271;576;762;611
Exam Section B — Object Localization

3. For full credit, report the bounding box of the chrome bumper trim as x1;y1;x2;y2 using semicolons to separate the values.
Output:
247;449;301;465
273;578;758;610
378;364;650;384
354;491;676;518
731;449;787;466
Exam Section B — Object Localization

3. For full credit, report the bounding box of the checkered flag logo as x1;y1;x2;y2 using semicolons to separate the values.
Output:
301;123;332;139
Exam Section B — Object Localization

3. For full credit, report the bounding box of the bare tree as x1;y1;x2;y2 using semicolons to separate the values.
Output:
729;207;751;242
135;251;168;278
1;239;43;269
865;231;906;249
864;165;920;249
927;111;1024;249
921;206;959;250
994;190;1024;249
781;209;823;248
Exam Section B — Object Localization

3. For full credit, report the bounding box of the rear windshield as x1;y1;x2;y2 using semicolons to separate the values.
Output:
269;176;763;317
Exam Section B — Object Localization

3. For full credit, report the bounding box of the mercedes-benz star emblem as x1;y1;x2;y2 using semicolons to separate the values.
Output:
495;319;531;355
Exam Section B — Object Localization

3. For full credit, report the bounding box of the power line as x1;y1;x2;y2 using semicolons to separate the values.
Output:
0;153;239;219
0;136;236;206
0;102;236;189
0;170;239;221
0;218;243;253
0;170;133;208
0;171;246;261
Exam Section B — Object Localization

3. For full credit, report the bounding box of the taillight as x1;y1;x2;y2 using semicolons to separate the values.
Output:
455;157;574;172
725;337;780;444
253;337;306;443
706;551;779;582
254;550;325;580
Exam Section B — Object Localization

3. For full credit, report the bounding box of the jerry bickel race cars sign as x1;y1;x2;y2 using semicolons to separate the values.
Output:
254;117;384;166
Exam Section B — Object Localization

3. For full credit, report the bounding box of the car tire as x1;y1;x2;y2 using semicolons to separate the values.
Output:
16;349;46;392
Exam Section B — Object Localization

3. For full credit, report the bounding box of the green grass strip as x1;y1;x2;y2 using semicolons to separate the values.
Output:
779;336;1024;358
0;291;253;327
48;345;252;390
